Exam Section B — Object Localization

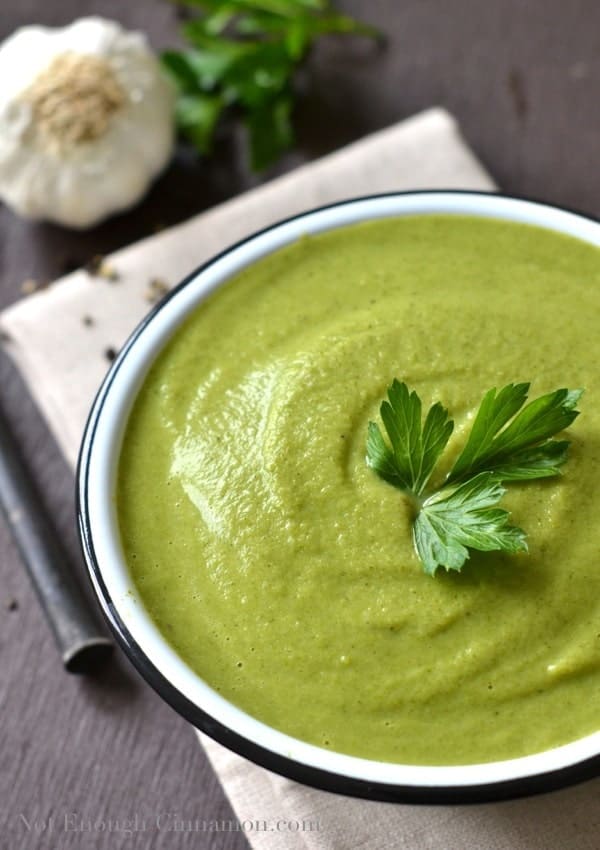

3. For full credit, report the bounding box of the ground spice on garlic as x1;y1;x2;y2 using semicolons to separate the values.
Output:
21;52;126;150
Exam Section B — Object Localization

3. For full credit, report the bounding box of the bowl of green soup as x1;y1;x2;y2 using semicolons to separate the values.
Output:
78;191;600;803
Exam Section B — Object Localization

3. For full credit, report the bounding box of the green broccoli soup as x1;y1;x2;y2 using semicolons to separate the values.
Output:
117;215;600;765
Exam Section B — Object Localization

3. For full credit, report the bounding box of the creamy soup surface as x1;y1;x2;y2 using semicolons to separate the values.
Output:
118;216;600;764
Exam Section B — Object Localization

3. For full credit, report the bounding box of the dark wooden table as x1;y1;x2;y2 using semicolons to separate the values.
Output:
1;1;598;848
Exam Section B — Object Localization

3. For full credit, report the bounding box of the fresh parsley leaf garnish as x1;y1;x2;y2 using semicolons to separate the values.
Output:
163;0;381;171
366;380;453;495
413;473;528;576
447;384;582;485
367;381;582;575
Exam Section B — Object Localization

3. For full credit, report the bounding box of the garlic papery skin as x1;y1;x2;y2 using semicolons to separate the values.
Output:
0;17;176;229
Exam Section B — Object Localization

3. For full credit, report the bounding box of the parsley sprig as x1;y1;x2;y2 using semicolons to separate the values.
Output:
367;380;582;576
162;0;380;171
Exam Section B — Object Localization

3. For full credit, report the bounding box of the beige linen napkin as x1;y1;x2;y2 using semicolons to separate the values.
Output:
2;107;598;849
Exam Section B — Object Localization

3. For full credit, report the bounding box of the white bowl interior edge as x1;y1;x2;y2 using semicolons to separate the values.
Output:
85;192;600;789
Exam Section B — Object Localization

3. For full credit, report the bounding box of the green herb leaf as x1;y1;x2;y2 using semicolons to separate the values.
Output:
447;384;583;484
164;0;380;170
175;94;223;152
162;46;243;92
367;380;582;575
367;380;453;495
245;93;294;171
414;474;527;576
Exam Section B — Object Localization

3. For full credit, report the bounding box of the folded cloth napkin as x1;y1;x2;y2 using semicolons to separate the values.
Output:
2;107;598;850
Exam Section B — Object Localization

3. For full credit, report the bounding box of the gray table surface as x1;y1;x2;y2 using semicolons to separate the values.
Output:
0;1;598;848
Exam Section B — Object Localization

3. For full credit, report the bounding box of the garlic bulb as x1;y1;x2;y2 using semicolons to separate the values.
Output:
0;17;175;228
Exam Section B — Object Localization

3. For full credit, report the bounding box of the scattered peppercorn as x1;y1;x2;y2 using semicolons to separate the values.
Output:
85;255;120;281
145;277;170;303
20;278;39;295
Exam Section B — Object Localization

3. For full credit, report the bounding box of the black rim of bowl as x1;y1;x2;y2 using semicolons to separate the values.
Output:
77;190;600;804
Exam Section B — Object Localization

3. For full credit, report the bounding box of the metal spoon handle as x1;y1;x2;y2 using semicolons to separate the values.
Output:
0;401;111;672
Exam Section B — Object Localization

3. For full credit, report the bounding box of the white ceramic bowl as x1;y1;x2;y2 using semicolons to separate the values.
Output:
78;191;600;803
